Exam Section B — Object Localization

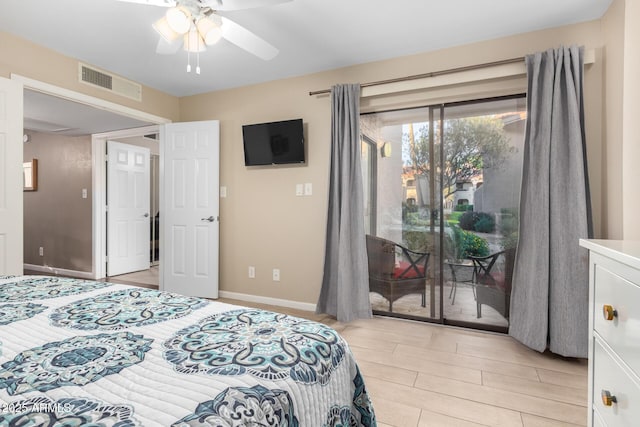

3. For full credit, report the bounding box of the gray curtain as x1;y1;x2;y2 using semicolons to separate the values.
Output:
509;46;592;358
316;84;372;322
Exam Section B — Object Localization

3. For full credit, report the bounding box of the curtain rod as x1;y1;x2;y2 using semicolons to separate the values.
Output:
308;56;525;96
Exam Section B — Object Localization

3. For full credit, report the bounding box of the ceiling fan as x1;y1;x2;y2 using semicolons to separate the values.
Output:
116;0;292;73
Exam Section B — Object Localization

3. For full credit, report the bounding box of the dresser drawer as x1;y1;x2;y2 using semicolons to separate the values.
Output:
593;264;640;378
593;339;640;426
593;408;607;427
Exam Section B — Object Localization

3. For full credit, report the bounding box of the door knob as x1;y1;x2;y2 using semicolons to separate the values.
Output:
201;216;215;222
143;213;149;218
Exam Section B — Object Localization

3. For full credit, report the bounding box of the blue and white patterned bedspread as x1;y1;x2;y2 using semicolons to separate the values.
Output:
0;276;376;426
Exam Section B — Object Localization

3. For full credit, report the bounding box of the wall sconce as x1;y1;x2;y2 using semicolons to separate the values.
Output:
381;142;392;158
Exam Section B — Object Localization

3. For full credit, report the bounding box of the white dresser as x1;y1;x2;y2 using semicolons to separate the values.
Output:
580;240;640;427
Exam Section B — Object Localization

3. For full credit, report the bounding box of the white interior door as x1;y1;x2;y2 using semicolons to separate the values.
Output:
0;77;23;275
161;121;219;298
107;141;150;276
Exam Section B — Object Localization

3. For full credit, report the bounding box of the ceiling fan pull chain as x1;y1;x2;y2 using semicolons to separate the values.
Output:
193;25;202;74
186;34;192;72
196;51;201;74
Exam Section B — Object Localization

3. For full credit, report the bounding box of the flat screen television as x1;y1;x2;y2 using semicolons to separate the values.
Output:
242;118;305;166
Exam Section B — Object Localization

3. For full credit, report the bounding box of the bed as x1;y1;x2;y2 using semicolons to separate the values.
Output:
0;275;376;426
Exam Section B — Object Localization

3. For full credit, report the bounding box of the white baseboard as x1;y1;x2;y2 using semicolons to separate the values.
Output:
218;290;317;313
21;265;316;312
23;264;95;280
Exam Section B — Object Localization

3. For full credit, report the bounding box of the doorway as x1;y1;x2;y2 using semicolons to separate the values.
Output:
92;125;161;284
95;121;221;299
16;75;169;282
14;77;220;299
361;95;526;332
105;135;160;287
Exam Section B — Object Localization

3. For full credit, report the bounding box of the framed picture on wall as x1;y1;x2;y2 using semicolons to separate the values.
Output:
23;159;38;191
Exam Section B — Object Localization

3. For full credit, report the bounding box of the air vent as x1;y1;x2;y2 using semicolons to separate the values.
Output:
82;66;112;90
78;63;142;102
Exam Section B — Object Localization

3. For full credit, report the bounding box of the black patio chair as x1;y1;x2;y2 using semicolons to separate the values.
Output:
469;249;514;319
366;234;430;312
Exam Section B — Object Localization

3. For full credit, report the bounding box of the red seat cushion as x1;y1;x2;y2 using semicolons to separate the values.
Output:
393;261;425;279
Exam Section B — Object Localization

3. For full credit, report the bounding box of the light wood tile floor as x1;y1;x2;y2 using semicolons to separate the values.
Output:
109;266;159;286
217;298;588;427
41;270;586;427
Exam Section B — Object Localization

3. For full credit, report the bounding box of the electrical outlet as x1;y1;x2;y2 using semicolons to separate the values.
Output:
272;268;280;281
82;188;88;199
248;266;255;278
39;247;44;257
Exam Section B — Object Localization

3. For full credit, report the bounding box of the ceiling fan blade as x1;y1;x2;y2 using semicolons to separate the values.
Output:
115;0;175;6
220;16;278;60
204;0;292;11
156;37;182;54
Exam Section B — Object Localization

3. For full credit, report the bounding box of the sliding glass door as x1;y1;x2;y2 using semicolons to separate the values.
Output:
361;95;526;332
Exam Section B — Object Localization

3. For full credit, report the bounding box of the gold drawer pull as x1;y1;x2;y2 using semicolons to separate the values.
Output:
602;304;618;321
601;389;617;406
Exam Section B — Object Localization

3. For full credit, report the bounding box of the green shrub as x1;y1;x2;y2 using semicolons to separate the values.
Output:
452;226;489;258
459;211;496;233
474;213;495;233
459;211;479;231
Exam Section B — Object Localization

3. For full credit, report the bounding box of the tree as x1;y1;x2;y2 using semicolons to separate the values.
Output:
404;116;514;200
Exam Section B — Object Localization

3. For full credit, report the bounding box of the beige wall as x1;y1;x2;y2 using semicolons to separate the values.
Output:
23;131;93;271
601;0;640;240
601;0;625;239
622;0;640;239
180;80;330;304
0;31;180;122
180;21;606;304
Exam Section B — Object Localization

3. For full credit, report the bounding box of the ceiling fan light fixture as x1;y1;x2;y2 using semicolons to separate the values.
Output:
166;6;192;34
196;16;223;45
153;16;181;41
143;0;284;74
183;28;207;53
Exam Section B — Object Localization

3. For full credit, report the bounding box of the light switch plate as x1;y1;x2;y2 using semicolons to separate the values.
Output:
295;184;303;196
304;183;312;196
220;186;227;198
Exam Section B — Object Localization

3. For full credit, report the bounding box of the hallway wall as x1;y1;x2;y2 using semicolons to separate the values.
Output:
23;131;92;272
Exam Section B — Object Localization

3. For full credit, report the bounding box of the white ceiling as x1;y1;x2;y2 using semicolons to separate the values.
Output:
1;0;612;135
2;0;612;97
